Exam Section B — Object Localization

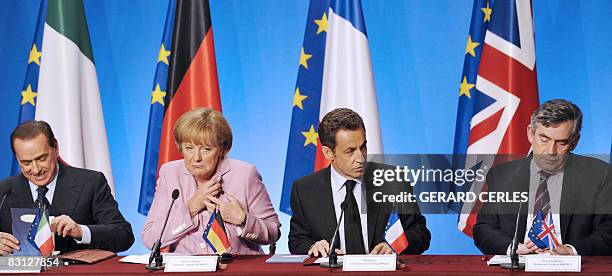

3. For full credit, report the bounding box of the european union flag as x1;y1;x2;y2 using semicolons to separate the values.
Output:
10;0;47;176
528;210;559;250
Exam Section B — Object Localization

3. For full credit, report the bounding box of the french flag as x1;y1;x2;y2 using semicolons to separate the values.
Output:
280;0;383;215
384;211;408;254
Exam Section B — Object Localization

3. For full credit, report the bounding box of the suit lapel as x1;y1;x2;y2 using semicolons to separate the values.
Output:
50;164;81;216
560;155;581;241
8;176;35;208
364;162;381;251
316;167;338;243
366;203;379;251
178;163;197;206
211;158;231;183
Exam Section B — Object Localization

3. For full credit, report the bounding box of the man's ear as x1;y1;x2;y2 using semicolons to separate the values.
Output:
322;145;335;161
53;139;60;155
527;124;534;145
569;133;580;152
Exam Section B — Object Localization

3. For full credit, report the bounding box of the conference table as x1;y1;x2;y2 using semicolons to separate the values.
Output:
31;255;612;275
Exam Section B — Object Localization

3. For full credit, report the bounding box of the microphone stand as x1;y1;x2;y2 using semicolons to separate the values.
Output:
321;202;346;268
501;200;525;269
0;189;10;211
146;189;180;270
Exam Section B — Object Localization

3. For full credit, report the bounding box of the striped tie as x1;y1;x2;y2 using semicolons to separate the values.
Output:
36;186;51;209
533;170;552;215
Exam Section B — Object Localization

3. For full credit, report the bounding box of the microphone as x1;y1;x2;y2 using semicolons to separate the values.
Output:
501;200;525;269
321;201;347;268
0;188;12;211
146;189;180;270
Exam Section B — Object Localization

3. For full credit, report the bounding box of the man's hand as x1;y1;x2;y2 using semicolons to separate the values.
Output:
524;240;546;253
308;240;342;257
551;245;575;255
370;242;394;255
207;194;246;226
50;215;83;239
0;232;19;256
516;242;537;255
188;178;222;217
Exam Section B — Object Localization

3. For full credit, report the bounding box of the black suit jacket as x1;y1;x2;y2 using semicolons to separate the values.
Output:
0;164;134;253
473;155;612;255
289;163;430;255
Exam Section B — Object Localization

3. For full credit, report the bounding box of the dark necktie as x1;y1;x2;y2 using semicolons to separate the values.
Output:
36;186;51;209
533;171;551;215
343;180;366;254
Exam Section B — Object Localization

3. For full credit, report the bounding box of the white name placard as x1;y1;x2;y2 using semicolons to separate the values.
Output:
525;255;581;272
342;254;396;272
164;256;218;272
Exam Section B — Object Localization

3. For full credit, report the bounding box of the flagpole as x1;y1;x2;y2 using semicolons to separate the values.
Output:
41;203;48;271
391;202;405;266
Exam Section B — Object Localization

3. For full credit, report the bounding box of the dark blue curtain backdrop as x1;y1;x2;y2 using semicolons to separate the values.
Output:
0;0;610;255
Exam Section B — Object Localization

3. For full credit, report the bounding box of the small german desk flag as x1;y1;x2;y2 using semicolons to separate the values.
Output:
203;207;231;255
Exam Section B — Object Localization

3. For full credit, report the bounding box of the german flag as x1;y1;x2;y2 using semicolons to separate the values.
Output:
203;208;231;255
139;0;221;215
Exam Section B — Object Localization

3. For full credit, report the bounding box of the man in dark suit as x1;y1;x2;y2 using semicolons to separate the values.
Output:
474;99;612;256
0;120;134;255
289;108;430;257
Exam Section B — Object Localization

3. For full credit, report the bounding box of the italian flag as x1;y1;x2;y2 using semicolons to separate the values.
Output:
36;0;114;193
33;211;54;257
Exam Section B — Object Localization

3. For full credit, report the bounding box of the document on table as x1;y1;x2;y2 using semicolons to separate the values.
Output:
486;255;527;265
119;253;182;264
265;254;309;263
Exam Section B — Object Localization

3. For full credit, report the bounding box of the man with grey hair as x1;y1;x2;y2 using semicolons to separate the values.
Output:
474;99;612;256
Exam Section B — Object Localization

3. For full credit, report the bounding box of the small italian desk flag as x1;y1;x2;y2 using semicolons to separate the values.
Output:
27;208;54;257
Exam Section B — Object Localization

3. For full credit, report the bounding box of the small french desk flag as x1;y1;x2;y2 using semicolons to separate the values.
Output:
384;211;409;254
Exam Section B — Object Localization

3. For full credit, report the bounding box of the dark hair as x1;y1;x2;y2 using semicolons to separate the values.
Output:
530;99;583;141
10;120;57;155
318;108;365;150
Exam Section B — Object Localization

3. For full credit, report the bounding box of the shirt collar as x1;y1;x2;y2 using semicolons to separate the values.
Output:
530;158;563;177
330;164;362;192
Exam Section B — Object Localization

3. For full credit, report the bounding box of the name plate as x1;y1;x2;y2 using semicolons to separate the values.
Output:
525;255;581;272
342;254;396;272
164;256;218;272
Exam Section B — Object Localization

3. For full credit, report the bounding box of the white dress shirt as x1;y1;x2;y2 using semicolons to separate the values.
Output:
507;160;576;255
27;166;91;244
330;165;369;253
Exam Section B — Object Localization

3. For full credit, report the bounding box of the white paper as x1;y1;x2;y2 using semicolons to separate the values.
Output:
486;255;526;266
164;256;217;272
118;254;151;265
118;253;181;265
20;214;56;223
342;255;396;271
314;256;344;264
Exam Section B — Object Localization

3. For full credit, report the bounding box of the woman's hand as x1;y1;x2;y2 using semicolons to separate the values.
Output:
207;194;246;226
188;178;221;218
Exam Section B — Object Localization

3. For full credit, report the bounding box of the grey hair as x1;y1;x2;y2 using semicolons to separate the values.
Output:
530;99;582;141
